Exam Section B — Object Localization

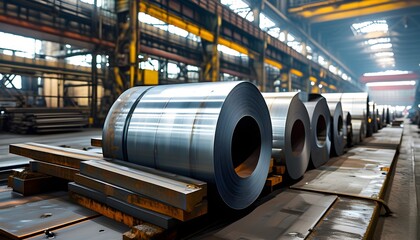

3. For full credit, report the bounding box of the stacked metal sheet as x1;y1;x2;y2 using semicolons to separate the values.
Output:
5;108;88;134
70;159;208;228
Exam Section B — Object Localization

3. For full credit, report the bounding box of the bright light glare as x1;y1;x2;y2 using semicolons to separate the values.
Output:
318;84;323;88
371;43;392;50
260;13;275;29
310;81;315;86
366;38;390;45
81;0;103;6
221;0;253;21
352;20;388;33
363;70;412;76
366;80;416;87
218;45;242;56
374;52;394;57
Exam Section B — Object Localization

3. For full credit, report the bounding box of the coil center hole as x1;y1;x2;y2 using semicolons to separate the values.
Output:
291;119;305;155
316;115;327;146
231;116;261;178
338;115;344;136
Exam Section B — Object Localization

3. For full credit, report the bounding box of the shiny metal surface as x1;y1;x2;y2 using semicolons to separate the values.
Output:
291;146;396;198
27;216;129;240
352;119;365;144
102;86;153;159
263;92;310;179
304;96;331;168
0;196;97;239
103;81;272;209
80;159;206;212
306;197;376;240
322;93;352;149
344;111;353;147
329;102;344;156
210;190;337;240
341;92;369;139
370;101;378;134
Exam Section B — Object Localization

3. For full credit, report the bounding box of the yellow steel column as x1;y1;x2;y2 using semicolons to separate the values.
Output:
201;15;221;82
129;0;139;87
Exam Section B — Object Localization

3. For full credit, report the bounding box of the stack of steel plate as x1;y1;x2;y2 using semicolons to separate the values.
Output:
5;108;88;134
70;159;208;228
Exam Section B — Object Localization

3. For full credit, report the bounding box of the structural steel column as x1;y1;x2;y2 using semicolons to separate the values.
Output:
201;15;221;82
91;52;98;126
129;0;139;87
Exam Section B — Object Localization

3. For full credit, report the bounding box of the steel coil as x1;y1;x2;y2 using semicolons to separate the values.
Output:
263;92;310;179
344;111;353;147
102;81;272;210
352;119;365;144
304;95;331;168
328;102;344;156
322;93;353;147
341;93;369;140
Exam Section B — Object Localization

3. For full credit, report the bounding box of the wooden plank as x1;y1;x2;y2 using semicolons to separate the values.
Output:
80;160;207;212
273;165;286;175
9;143;102;169
30;161;79;181
265;175;282;187
74;174;207;221
91;137;102;148
123;224;175;240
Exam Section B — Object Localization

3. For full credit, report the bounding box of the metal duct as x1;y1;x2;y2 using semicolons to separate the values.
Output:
102;81;273;210
304;96;331;168
328;102;344;156
263;92;310;180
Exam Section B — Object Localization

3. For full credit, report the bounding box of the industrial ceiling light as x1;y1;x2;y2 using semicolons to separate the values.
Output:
366;38;390;45
371;43;393;50
374;52;394;57
366;80;416;87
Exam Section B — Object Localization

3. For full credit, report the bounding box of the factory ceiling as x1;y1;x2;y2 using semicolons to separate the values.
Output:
287;0;420;77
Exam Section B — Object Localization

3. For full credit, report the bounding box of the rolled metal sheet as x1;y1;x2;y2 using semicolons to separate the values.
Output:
329;102;344;156
103;81;272;210
102;86;153;159
340;92;369;139
352;119;365;144
303;96;331;168
263;92;310;179
344;111;353;148
368;101;377;135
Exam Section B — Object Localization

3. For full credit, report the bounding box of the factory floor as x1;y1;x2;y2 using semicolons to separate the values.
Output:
0;124;419;239
375;122;420;239
0;128;102;171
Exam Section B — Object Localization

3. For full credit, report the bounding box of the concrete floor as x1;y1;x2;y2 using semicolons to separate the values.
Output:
0;124;419;239
0;129;102;170
375;123;419;239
